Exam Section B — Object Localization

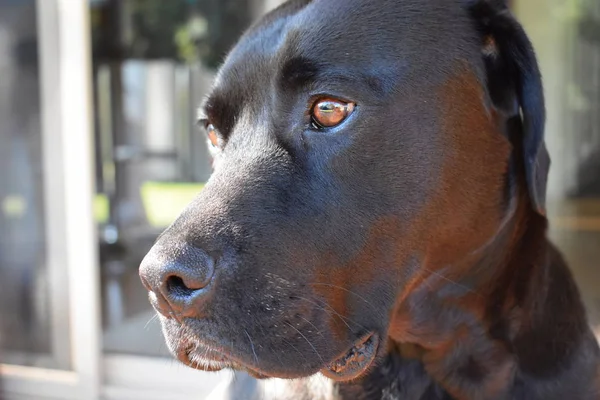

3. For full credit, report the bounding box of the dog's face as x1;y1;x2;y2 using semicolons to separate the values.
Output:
140;0;548;382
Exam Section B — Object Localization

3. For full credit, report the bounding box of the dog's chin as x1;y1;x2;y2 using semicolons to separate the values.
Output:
174;333;380;382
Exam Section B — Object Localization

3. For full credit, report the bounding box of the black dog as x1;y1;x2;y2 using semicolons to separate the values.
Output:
139;0;600;398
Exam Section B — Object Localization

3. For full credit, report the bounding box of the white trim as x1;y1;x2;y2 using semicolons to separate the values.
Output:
36;0;71;372
54;0;101;398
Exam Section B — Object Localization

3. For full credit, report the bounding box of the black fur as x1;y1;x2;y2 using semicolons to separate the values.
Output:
468;0;550;215
140;1;600;399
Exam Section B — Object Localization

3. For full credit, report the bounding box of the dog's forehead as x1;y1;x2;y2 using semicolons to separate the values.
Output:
213;0;479;96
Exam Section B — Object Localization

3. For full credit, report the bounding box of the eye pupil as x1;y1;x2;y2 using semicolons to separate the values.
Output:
312;98;355;128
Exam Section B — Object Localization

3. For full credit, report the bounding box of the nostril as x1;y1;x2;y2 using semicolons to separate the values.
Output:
166;275;199;297
142;243;215;315
163;258;213;300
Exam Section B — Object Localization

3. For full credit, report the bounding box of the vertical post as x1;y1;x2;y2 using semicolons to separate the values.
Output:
37;0;72;371
55;0;101;398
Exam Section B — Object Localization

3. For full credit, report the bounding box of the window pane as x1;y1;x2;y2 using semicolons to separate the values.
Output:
0;0;68;369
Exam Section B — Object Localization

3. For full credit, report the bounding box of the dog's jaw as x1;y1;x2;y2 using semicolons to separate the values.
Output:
321;333;380;382
171;323;382;381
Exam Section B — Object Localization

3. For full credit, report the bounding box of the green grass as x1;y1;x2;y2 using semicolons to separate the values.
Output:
94;194;110;224
94;181;205;228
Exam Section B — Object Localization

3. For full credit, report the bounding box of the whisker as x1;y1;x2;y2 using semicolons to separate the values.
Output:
292;296;352;330
297;315;323;337
309;282;387;319
284;320;325;364
293;295;372;331
281;337;309;362
420;266;481;296
244;329;259;366
144;314;159;330
254;319;286;368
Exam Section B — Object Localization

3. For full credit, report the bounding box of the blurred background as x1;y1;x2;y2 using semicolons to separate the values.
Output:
0;0;598;399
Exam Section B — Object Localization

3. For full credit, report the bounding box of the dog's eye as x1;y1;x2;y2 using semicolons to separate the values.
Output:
206;123;219;148
311;98;355;129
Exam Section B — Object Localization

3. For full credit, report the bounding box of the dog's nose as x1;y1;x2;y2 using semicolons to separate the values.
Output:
139;243;215;317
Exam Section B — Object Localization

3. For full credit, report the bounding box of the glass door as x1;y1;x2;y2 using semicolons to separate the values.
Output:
0;0;100;398
0;0;65;370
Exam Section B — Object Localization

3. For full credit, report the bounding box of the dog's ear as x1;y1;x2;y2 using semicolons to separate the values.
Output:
468;0;550;216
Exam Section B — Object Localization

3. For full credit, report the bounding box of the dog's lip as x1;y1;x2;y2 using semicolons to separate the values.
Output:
174;330;379;380
320;332;379;381
177;343;230;372
177;341;272;378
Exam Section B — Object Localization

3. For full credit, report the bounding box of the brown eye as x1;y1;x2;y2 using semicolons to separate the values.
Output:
206;123;219;147
311;98;355;128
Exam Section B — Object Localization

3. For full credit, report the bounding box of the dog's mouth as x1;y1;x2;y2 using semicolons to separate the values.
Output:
178;345;231;373
177;342;272;379
177;333;379;381
321;332;379;381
